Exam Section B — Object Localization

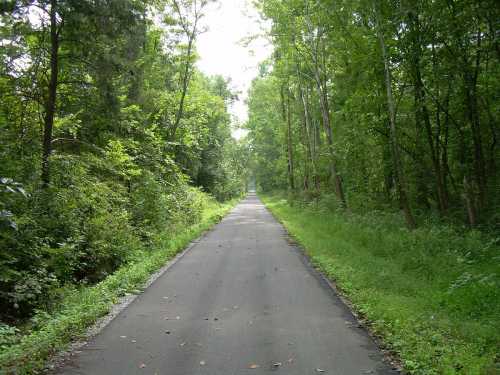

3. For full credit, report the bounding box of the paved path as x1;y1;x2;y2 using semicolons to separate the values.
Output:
57;194;396;375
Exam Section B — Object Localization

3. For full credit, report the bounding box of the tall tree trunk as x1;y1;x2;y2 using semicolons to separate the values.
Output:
463;175;477;227
286;90;295;191
299;93;310;190
299;84;318;190
408;10;448;212
313;69;346;206
376;8;416;229
170;36;194;141
169;0;204;142
41;0;60;187
304;17;346;205
463;65;486;208
280;85;295;192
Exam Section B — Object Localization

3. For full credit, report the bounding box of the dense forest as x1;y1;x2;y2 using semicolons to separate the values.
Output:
0;0;247;326
246;0;499;373
249;0;499;229
1;0;499;374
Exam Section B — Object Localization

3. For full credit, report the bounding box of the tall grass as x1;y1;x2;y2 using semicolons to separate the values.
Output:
262;193;499;375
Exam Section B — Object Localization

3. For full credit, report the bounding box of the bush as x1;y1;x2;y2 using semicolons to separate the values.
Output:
0;146;232;322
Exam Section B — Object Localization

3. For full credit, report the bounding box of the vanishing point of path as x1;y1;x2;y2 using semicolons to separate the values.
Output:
56;194;397;375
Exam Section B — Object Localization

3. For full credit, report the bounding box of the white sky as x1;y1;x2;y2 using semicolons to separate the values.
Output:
196;0;272;138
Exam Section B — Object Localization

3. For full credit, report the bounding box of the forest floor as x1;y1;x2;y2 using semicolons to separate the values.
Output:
261;193;500;375
49;194;396;375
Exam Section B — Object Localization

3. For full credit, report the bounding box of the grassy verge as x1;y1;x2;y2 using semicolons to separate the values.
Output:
261;193;499;375
0;198;238;374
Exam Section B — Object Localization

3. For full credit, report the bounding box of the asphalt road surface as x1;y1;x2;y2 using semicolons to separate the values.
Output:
56;194;397;375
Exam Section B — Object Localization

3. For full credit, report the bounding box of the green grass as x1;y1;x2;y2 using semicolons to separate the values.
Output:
261;193;499;375
0;198;237;375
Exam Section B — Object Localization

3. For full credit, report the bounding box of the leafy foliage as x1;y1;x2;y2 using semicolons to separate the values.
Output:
0;0;247;327
249;0;500;373
249;0;499;229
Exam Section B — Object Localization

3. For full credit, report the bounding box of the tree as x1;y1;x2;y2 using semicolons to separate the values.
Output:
250;0;498;227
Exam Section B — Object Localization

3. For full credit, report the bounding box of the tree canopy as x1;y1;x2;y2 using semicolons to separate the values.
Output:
247;0;499;229
0;0;247;320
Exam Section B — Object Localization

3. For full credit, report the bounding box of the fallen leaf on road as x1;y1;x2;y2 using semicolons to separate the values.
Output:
139;363;146;368
200;360;206;366
248;364;260;369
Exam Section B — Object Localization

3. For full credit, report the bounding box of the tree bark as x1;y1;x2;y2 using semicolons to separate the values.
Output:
280;85;295;191
170;36;194;141
463;59;486;208
303;14;346;206
376;7;416;229
408;10;449;212
169;0;203;141
41;0;60;187
312;63;346;206
286;89;295;191
299;85;318;190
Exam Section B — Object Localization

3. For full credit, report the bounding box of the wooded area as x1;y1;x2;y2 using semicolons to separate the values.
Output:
0;0;248;325
0;0;499;373
248;0;499;230
247;1;499;372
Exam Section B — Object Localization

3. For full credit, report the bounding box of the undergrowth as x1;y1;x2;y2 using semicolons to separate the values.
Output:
0;196;237;374
261;193;499;375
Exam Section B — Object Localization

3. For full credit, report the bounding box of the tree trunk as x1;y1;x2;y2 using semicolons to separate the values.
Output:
299;85;318;190
313;69;346;207
376;8;416;229
408;11;448;212
170;36;194;141
41;0;60;187
463;176;477;227
286;90;295;191
280;85;295;192
463;65;486;208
